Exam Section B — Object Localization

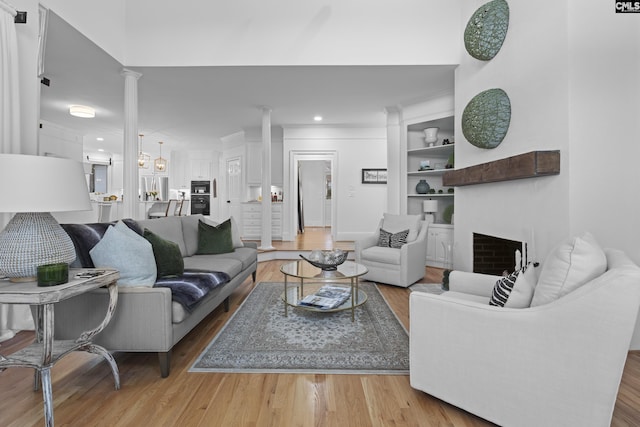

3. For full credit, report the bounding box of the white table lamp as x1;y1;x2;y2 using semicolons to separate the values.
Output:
423;199;439;224
0;155;91;281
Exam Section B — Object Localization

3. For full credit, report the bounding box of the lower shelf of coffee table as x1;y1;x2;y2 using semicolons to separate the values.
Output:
282;283;368;313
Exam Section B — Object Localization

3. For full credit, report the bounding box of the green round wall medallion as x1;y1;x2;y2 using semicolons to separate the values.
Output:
461;88;511;149
464;0;510;61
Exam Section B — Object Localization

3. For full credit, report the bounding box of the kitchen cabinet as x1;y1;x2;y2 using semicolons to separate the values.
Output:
189;158;211;180
426;224;453;268
170;151;190;190
241;203;283;239
170;151;214;190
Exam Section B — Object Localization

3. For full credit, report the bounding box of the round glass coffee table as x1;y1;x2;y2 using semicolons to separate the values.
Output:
279;260;368;321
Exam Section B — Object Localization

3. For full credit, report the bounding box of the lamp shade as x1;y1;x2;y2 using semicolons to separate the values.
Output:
0;155;92;281
423;199;439;213
0;154;91;213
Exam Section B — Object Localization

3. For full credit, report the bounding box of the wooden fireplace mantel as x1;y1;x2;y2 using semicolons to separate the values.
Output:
442;150;560;187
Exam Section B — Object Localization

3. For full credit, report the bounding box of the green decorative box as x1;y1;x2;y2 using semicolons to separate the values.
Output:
37;263;69;287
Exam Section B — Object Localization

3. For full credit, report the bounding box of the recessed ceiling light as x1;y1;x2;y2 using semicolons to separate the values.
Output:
69;105;95;118
98;148;105;152
314;116;323;121
96;137;104;141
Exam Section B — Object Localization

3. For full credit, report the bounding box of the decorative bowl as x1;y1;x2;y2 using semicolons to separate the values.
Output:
300;249;348;271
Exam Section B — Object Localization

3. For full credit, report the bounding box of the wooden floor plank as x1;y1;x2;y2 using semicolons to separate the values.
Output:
0;228;637;426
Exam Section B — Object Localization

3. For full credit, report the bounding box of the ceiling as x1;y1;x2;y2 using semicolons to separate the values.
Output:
39;12;456;158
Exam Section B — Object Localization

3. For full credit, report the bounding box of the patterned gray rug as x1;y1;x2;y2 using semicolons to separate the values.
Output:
409;283;445;295
190;282;409;374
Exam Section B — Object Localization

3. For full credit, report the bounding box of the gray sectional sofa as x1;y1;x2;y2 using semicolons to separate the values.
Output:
55;214;258;377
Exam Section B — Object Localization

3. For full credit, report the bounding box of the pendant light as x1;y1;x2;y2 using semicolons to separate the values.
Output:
154;141;167;172
138;134;150;169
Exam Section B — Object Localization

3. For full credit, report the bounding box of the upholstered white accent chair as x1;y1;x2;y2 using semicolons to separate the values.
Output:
355;214;428;287
409;247;640;427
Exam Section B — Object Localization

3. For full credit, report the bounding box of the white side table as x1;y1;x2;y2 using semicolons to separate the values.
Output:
0;268;120;427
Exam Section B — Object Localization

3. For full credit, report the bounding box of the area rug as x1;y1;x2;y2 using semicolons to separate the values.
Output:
190;281;409;374
409;283;445;295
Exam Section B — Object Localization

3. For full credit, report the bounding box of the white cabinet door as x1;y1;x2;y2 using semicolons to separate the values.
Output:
170;151;189;190
189;159;211;180
426;224;453;268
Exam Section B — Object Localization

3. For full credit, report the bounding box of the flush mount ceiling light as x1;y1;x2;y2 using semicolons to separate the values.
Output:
154;141;167;172
314;116;323;121
69;105;95;118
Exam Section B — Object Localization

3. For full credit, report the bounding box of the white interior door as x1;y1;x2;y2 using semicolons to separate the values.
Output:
226;156;242;223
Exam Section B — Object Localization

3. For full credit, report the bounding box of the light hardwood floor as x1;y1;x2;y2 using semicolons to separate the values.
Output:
0;228;638;426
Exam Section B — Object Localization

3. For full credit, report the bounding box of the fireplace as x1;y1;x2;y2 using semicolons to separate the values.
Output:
473;233;526;275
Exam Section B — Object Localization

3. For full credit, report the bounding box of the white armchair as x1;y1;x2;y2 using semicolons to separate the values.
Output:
409;248;640;427
355;214;428;287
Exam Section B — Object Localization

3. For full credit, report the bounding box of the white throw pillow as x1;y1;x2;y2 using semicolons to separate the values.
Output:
505;263;539;308
382;213;422;242
90;224;157;287
530;232;607;307
203;216;244;248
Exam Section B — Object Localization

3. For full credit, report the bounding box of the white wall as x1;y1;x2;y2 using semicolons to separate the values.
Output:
39;1;461;67
567;0;640;261
456;0;640;348
40;0;127;63
454;0;571;272
283;127;387;241
38;120;83;160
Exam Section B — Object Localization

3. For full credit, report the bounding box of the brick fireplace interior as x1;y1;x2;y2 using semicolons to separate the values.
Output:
473;233;525;275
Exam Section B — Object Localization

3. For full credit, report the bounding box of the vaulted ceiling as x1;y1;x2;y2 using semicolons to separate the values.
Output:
39;11;456;157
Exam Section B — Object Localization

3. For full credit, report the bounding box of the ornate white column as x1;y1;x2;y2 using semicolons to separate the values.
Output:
385;106;402;214
259;107;274;250
121;69;142;219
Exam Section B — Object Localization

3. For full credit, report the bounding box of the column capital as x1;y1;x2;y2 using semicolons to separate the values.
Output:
384;105;402;124
121;68;142;80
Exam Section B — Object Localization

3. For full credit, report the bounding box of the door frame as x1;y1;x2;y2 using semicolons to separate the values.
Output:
287;150;338;241
221;145;244;223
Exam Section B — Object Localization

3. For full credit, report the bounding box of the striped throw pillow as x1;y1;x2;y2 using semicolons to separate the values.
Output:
378;228;409;249
489;269;522;307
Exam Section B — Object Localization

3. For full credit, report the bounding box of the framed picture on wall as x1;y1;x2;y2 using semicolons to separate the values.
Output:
362;168;387;184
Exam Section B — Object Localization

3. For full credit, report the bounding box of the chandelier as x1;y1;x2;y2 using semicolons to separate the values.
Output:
138;134;150;169
154;141;167;172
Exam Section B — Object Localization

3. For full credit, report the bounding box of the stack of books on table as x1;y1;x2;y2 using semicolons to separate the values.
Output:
299;285;352;310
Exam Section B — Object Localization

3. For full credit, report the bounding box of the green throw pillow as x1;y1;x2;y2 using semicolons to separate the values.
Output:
196;219;234;255
143;228;184;278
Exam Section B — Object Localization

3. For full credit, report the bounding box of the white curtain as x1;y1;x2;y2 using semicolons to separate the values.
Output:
0;0;21;154
0;0;35;342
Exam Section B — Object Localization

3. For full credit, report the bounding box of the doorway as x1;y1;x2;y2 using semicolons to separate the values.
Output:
298;160;332;229
289;151;337;241
225;156;242;222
